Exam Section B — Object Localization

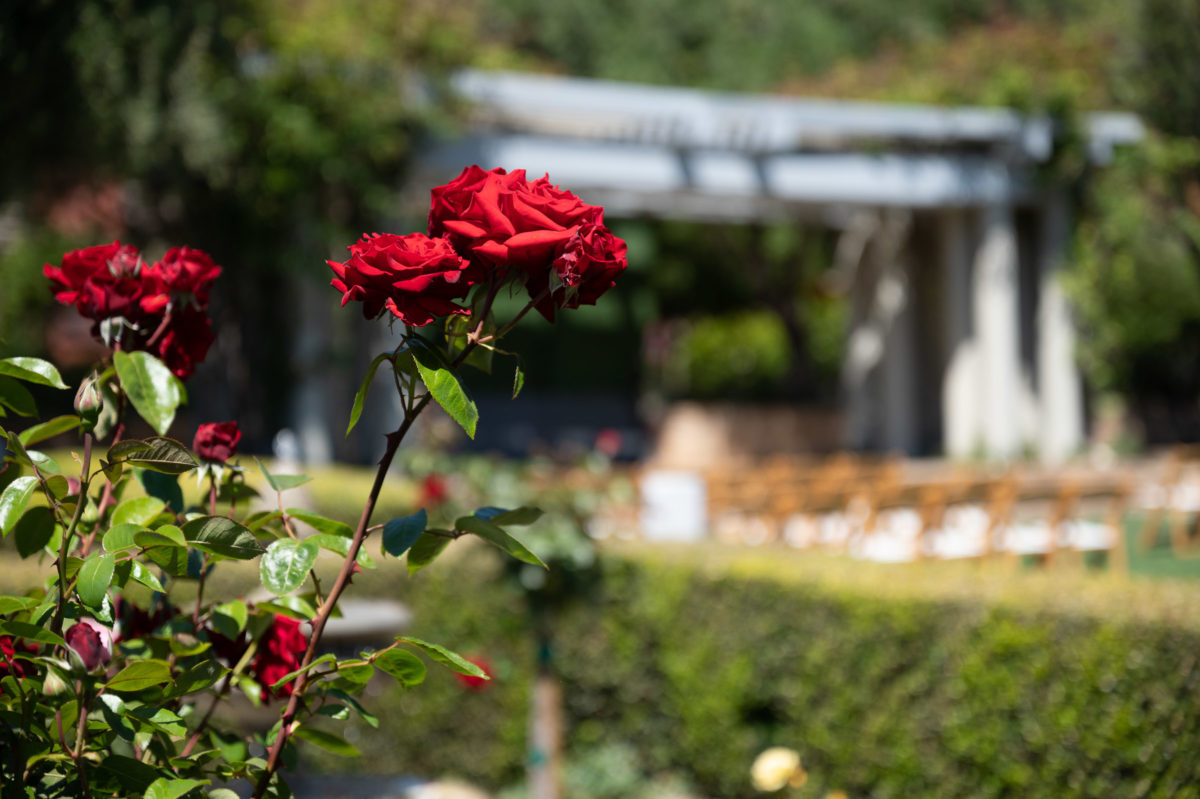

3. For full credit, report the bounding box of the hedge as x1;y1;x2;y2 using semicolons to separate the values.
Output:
310;544;1200;798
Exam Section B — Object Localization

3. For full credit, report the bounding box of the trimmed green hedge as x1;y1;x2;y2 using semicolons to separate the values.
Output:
325;546;1200;797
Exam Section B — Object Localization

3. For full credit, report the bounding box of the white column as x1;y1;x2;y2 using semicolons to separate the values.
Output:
940;209;980;459
1037;192;1085;463
973;203;1022;459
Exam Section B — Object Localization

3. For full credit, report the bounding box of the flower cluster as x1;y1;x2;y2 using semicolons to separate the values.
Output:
44;241;221;377
328;166;627;325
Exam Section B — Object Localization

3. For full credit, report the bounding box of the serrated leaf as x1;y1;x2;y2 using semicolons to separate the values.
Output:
102;523;141;552
256;458;311;492
140;469;185;511
77;553;116;608
474;506;543;526
260;538;319;595
398;636;489;679
293;725;359;757
128;560;165;593
106;659;172;692
0;357;68;389
308;533;375;569
373;648;425;686
17;415;80;447
120;437;198;474
135;524;187;548
13;505;55;558
257;595;317;620
286;508;353;538
145;545;191;577
412;341;478;439
454;515;546;567
406;532;450;575
144;777;210;799
0;596;37;614
113;351;185;435
382;509;426;558
346;351;392;436
107;440;153;461
183;516;264;560
0;375;37;417
0;475;38;535
112;496;166;527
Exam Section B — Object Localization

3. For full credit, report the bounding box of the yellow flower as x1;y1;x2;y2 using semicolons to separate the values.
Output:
751;746;807;792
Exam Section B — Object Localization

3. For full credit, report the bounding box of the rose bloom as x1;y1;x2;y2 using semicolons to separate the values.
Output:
454;655;493;691
427;166;603;278
328;233;472;327
0;636;38;683
750;747;805;793
252;615;307;698
194;421;241;463
44;241;220;378
66;618;114;673
527;223;628;321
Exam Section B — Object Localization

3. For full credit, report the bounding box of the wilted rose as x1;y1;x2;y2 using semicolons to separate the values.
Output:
194;421;241;463
66;618;113;673
328;233;472;327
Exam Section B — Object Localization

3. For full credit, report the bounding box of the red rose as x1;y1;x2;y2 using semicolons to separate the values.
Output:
328;233;472;326
418;473;449;507
526;223;629;321
0;635;38;683
45;241;221;379
66;618;114;672
251;615;307;698
454;655;493;691
194;421;241;462
427;166;603;278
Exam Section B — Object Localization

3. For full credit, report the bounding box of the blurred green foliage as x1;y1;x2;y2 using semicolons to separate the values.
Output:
307;546;1200;797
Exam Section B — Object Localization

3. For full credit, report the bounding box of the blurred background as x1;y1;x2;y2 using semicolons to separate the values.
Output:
4;1;1200;797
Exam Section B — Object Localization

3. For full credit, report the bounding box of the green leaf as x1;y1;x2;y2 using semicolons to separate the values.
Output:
106;659;172;693
77;553;116;608
382;509;426;557
373;648;426;686
0;596;37;614
445;314;494;374
140;469;185;512
346;351;392;436
292;725;359;757
113;351;185;435
25;449;61;475
13;506;55;558
0;620;66;647
135;524;187;549
144;545;191;577
0;475;38;535
321;688;379;727
309;533;376;569
260;538;319;595
475;506;544;526
98;754;161;793
107;439;152;461
512;360;525;399
398;636;489;678
212;600;248;637
119;437;198;474
169;660;228;697
112;496;166;527
102;523;141;552
183;516;265;559
406;532;450;575
257;595;317;620
0;376;36;417
256;458;312;492
455;514;546;567
328;661;373;690
208;791;241;799
144;777;210;799
0;357;68;389
286;508;353;538
412;341;478;439
17;415;81;448
128;560;165;593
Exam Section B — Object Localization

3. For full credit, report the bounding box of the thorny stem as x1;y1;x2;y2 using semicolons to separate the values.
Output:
253;308;520;796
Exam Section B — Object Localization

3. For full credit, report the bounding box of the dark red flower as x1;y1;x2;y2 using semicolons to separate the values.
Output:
194;421;241;463
144;246;222;305
0;636;38;683
114;598;176;643
454;655;493;691
66;618;113;672
251;615;307;698
529;223;628;321
419;473;449;507
328;233;472;326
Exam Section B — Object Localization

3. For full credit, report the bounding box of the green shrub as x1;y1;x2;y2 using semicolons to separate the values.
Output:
343;545;1200;798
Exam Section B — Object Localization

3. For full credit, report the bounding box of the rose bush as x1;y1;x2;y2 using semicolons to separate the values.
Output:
0;165;624;799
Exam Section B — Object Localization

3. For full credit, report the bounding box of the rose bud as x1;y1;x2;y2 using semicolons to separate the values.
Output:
43;670;68;696
66;618;114;673
74;373;103;431
194;421;241;463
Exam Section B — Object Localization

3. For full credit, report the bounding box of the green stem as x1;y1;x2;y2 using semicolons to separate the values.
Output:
51;434;94;636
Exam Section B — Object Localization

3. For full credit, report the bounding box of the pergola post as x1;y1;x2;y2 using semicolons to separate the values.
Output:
973;203;1023;459
940;208;979;459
